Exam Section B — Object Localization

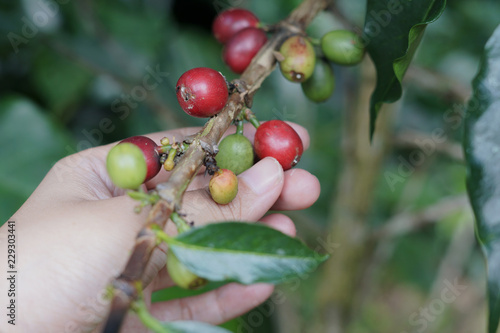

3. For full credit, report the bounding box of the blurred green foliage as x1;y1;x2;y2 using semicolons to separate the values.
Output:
1;0;499;332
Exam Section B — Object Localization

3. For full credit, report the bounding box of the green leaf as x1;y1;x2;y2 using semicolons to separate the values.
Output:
168;222;328;285
463;24;500;333
363;0;446;137
162;321;231;333
0;96;73;223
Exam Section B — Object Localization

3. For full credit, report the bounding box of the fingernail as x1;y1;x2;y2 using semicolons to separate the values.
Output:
239;157;283;195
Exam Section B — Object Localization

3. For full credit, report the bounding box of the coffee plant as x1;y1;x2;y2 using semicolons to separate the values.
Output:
103;1;337;331
2;0;500;332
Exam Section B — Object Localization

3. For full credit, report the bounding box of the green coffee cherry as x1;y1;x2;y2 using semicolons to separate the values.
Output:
216;134;254;175
106;142;147;189
301;58;335;103
321;30;365;66
279;35;316;82
167;252;207;290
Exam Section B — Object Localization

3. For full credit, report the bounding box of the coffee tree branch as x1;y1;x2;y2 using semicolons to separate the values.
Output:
102;0;330;331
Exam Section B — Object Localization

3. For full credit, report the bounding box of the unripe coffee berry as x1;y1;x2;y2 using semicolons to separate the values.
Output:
279;35;316;82
176;67;229;117
106;142;148;189
301;58;335;103
164;159;175;171
212;8;259;44
223;27;267;74
167;252;208;290
321;30;365;66
216;133;254;175
254;120;303;170
209;169;238;205
120;136;161;182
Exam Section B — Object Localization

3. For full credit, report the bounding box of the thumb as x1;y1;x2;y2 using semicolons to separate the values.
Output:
180;157;285;225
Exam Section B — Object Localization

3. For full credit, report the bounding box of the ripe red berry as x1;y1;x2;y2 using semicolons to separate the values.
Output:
176;67;229;117
254;120;303;170
223;27;267;74
120;136;161;182
212;8;259;44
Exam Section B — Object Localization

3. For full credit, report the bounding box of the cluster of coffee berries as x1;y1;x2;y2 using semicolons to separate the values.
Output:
171;63;303;207
213;8;267;74
106;89;303;208
214;117;304;175
106;135;191;191
211;8;364;103
105;8;312;290
278;29;365;103
209;117;303;208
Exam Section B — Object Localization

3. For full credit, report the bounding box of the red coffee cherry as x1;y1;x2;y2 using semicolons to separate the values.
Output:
212;8;259;44
120;136;161;182
254;120;303;170
223;27;267;74
176;67;229;117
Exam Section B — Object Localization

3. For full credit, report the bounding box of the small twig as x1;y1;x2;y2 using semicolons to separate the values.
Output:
393;130;464;162
371;195;470;240
420;211;474;332
352;202;473;322
429;211;474;297
170;212;191;234
405;66;471;103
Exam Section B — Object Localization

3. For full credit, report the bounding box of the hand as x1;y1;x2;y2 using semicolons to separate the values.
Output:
0;123;320;333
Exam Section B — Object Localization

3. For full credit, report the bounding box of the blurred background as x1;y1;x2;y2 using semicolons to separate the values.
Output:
1;0;499;332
